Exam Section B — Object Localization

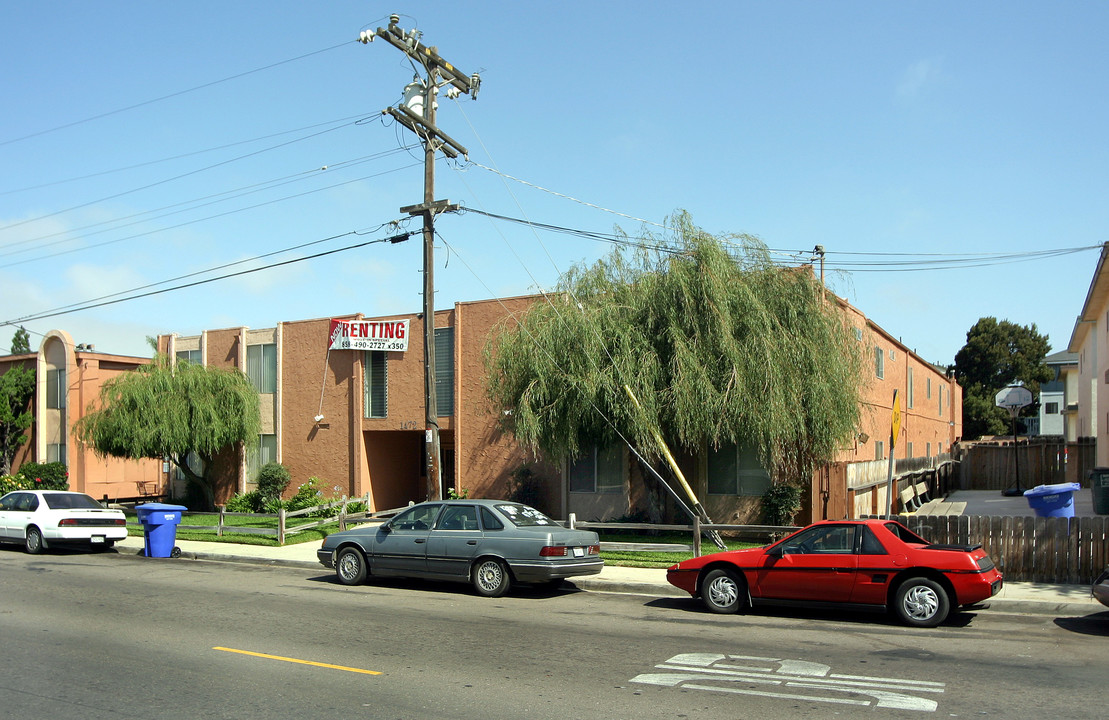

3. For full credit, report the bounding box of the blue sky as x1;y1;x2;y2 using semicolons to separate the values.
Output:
1;1;1105;365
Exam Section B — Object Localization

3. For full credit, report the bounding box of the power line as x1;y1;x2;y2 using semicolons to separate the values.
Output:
0;112;377;197
0;147;417;261
0;41;353;148
0;114;377;237
0;161;422;270
0;227;414;326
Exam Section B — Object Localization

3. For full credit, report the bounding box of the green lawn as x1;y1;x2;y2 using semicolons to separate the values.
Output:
596;531;763;568
125;516;767;565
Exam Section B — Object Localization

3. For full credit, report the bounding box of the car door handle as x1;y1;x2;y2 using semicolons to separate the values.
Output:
467;540;477;545
415;539;426;544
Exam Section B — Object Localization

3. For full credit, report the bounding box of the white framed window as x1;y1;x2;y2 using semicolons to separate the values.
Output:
907;368;914;409
46;368;66;409
176;349;201;364
708;441;772;496
247;343;277;394
569;444;623;494
246;434;277;481
875;347;885;379
364;351;387;418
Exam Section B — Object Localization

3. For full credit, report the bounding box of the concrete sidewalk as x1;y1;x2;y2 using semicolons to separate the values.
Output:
112;535;1106;619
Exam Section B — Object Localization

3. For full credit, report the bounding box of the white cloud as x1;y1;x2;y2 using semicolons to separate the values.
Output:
896;58;943;100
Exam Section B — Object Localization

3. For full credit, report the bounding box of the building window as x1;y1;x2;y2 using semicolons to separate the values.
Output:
853;327;863;342
907;368;914;409
939;385;945;416
875;347;884;379
364;351;388;418
1045;402;1059;414
247;343;277;394
926;442;931;457
708;441;772;496
176;349;201;364
569;444;623;494
875;441;885;461
47;443;66;465
434;327;454;417
246;434;277;481
926;377;932;399
906;442;913;458
46;368;66;409
937;442;943;454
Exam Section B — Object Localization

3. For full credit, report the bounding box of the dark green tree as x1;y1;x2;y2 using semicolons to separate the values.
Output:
485;211;866;491
0;364;35;476
10;326;31;355
75;355;261;508
954;317;1052;439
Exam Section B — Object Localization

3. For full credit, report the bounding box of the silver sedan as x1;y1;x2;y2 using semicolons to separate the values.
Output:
318;499;602;597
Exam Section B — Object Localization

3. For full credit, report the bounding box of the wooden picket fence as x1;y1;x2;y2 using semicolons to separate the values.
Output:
886;513;1108;584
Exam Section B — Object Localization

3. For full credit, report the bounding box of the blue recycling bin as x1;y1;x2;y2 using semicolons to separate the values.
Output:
1023;483;1081;518
135;503;188;557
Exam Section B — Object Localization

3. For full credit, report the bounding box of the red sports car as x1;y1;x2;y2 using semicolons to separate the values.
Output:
667;519;1003;627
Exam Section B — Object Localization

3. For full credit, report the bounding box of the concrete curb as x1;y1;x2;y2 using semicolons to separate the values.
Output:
111;537;1106;619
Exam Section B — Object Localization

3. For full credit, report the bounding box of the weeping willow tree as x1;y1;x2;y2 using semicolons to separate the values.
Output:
75;355;261;509
485;211;867;492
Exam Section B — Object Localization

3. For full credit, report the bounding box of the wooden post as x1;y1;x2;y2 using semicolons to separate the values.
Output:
217;505;225;537
278;508;286;545
693;516;702;557
568;512;576;529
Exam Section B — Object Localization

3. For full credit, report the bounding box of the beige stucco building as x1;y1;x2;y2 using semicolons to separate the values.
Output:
0;330;163;499
1068;242;1109;466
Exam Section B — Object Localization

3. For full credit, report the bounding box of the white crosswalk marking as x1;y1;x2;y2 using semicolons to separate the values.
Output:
631;653;944;712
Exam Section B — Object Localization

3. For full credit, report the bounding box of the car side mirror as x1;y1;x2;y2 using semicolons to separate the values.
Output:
766;544;784;558
379;524;391;534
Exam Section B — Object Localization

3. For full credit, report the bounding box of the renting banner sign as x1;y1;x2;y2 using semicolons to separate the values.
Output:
329;319;409;351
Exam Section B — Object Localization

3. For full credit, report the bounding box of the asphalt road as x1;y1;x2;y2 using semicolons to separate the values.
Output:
1;547;1105;719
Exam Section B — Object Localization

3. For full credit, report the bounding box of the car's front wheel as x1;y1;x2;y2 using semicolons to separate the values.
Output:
472;558;510;597
336;547;368;585
24;526;45;555
701;567;745;614
893;577;950;627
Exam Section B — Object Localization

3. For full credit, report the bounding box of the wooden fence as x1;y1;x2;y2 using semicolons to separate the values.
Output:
957;438;1096;491
881;514;1108;584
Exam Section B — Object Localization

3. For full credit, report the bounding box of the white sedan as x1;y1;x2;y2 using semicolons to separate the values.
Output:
0;490;128;553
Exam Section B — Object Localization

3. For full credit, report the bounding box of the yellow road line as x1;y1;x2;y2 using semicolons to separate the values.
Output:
213;646;382;675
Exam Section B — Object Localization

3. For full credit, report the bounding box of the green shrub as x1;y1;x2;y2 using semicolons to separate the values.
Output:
256;462;290;504
225;490;262;513
761;482;803;526
17;462;69;491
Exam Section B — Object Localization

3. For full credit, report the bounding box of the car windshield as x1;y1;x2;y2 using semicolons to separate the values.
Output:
43;493;104;510
495;503;556;527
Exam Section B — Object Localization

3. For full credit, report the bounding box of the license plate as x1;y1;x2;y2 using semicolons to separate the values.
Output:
91;535;105;544
572;547;584;558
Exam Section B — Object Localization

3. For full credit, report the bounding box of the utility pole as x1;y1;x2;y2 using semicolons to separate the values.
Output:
361;15;480;500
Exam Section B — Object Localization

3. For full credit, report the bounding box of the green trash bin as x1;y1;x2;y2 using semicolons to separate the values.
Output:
1089;468;1109;515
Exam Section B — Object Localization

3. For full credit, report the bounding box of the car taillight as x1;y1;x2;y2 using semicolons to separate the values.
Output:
587;544;600;555
111;519;126;526
540;546;568;557
59;519;76;526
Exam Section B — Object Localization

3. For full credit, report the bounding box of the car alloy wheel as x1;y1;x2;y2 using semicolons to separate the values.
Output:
701;567;744;614
472;558;510;597
894;577;950;627
336;547;367;585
